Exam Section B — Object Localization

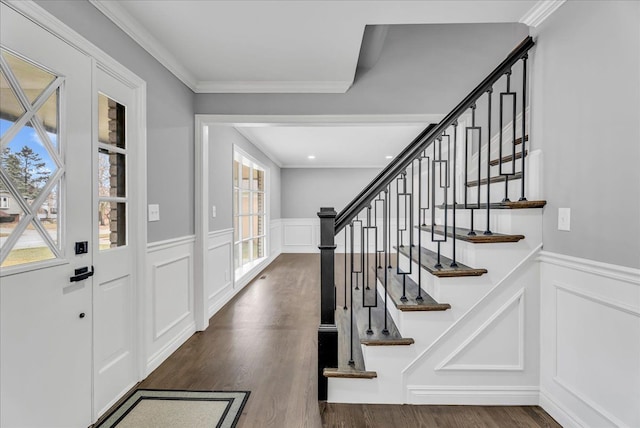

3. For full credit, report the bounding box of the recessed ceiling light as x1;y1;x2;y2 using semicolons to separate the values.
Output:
385;155;393;159
308;155;316;159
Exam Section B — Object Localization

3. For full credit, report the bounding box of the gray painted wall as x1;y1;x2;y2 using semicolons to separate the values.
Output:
208;126;281;232
281;168;378;218
195;23;528;115
36;0;195;243
532;1;640;268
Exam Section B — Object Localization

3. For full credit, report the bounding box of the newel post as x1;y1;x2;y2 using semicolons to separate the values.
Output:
317;207;337;400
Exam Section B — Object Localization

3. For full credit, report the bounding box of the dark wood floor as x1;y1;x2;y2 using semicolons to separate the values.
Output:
139;253;561;428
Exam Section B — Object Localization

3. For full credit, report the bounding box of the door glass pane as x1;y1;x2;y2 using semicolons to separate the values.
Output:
99;202;126;249
233;216;238;243
35;90;59;150
0;71;24;139
1;219;55;268
39;181;59;245
2;50;55;104
98;149;126;197
98;93;125;149
0;50;63;268
234;244;240;269
0;181;23;250
4;121;56;205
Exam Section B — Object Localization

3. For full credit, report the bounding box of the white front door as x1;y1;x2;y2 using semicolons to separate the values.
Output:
1;4;93;427
92;67;138;418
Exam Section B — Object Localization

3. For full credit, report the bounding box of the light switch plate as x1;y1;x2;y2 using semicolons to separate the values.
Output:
148;204;160;222
558;207;570;231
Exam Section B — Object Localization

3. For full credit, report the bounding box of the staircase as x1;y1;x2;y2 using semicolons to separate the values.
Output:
317;36;547;405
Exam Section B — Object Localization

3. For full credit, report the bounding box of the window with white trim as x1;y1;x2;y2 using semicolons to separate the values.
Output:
233;149;267;276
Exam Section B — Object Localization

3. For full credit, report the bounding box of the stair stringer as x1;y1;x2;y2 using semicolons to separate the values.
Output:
401;244;542;405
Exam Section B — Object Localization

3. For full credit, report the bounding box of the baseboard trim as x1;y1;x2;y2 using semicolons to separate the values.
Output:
235;252;279;290
539;387;586;428
406;385;539;405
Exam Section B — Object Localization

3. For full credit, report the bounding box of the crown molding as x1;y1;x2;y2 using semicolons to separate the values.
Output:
234;128;284;168
89;0;198;91
195;80;353;94
520;0;566;27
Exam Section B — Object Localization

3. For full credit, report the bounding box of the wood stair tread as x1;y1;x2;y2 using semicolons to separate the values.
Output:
514;135;528;146
323;308;377;379
466;172;523;187
438;200;547;210
489;150;527;167
418;225;525;244
396;245;487;278
352;284;414;346
371;265;450;312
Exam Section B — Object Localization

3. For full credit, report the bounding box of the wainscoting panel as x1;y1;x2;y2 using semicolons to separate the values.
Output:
539;251;640;428
145;236;196;375
207;229;234;318
282;218;319;253
270;218;282;256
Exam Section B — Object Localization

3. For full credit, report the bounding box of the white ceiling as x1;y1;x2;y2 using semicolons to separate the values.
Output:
90;0;563;168
89;0;554;94
236;122;434;168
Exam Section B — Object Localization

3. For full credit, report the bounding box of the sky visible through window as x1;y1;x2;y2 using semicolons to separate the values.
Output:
1;118;57;173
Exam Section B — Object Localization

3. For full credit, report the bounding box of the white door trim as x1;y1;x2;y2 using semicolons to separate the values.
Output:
5;0;149;405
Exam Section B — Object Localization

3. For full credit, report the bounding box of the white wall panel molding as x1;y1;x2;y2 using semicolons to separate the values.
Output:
436;289;525;371
147;235;196;253
540;253;640;428
539;250;640;285
403;244;541;375
282;218;320;253
145;237;195;376
270;219;283;256
145;322;195;376
206;229;234;319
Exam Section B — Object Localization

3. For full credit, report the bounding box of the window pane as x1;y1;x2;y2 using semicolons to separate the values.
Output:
253;192;264;214
98;93;125;149
254;237;264;259
256;169;264;191
242;241;250;265
0;71;25;139
0;181;24;251
98;149;125;197
253;215;264;237
241;191;250;214
241;164;250;189
2;50;55;104
242;216;250;240
1;220;55;268
99;202;126;249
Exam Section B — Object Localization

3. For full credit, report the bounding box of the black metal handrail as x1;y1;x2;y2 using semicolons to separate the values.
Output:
335;36;535;233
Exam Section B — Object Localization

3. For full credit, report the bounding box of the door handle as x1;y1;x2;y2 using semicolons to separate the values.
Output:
70;266;94;282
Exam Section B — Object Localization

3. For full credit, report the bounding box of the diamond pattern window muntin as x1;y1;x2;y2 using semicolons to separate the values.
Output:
0;48;64;268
